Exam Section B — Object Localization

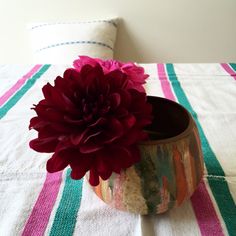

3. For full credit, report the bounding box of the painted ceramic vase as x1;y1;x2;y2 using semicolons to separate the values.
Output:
89;96;204;215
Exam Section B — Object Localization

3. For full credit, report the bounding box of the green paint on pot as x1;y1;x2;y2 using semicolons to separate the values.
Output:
134;146;161;214
189;131;202;184
108;173;116;194
155;145;177;209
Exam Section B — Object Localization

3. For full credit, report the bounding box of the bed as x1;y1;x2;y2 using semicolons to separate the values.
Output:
0;63;235;235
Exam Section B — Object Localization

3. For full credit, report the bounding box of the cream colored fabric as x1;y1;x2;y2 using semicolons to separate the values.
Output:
28;19;118;64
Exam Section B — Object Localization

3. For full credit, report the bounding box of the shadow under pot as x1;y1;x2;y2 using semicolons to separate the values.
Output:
89;96;204;214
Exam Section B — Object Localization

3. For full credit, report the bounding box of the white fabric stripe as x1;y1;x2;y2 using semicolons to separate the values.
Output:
173;63;232;77
141;63;164;97
0;172;46;235
75;183;200;236
151;213;173;236
0;65;35;96
74;180;139;236
169;201;201;236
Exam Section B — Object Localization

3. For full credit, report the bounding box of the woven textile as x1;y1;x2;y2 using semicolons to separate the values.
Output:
0;63;235;235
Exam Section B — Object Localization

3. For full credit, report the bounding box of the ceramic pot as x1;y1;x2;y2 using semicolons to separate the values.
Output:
89;96;204;214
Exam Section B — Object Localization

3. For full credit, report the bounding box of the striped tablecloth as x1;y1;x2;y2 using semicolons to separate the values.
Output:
0;63;235;236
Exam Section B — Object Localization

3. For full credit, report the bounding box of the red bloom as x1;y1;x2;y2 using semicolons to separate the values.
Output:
29;61;152;186
73;56;149;92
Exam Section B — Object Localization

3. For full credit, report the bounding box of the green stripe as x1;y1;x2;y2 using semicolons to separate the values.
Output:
49;169;83;236
229;63;236;72
0;65;51;119
166;63;236;236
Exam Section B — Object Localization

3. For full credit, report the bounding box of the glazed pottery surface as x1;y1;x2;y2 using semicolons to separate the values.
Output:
89;97;204;214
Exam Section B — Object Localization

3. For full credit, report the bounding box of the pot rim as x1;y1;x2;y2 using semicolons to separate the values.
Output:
139;96;194;145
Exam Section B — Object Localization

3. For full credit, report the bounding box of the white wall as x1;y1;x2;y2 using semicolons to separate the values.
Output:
0;0;236;63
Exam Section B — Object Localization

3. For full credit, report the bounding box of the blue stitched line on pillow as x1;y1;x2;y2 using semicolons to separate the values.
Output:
31;20;117;30
36;41;113;52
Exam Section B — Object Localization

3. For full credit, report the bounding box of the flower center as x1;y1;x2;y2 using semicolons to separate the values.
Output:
81;95;111;123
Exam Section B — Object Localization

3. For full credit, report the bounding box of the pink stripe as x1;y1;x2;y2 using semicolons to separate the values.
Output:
221;63;236;80
22;171;63;236
191;182;224;236
157;64;176;101
0;65;42;106
156;64;224;235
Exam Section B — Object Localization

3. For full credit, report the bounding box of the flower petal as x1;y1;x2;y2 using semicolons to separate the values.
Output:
63;68;80;81
64;116;84;125
107;146;140;170
119;129;148;146
121;114;136;129
69;151;93;180
88;117;107;127
29;117;46;130
73;56;100;71
42;82;54;101
119;89;132;108
89;168;100;186
83;130;103;144
79;143;103;153
46;152;69;172
109;93;121;109
70;129;89;145
103;118;124;144
29;137;59;153
71;168;86;180
70;153;93;172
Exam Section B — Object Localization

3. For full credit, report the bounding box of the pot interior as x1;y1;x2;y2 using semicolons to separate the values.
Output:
146;96;190;140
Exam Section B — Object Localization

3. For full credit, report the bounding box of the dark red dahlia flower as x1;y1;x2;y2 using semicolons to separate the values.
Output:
29;61;152;186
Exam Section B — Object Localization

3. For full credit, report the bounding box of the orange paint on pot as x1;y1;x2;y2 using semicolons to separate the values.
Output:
94;182;103;200
173;146;188;205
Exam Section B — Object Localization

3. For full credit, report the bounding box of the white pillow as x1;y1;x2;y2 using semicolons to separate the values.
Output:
28;19;118;64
